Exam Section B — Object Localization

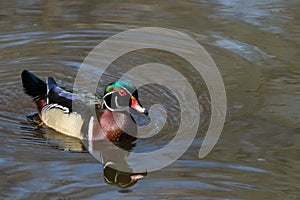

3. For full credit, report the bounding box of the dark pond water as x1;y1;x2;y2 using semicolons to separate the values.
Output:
0;0;299;199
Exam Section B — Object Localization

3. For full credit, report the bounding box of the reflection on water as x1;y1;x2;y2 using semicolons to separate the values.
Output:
0;0;299;199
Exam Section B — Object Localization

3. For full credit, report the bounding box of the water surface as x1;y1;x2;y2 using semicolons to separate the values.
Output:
0;0;299;199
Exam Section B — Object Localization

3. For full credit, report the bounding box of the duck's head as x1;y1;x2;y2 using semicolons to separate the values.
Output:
103;81;148;115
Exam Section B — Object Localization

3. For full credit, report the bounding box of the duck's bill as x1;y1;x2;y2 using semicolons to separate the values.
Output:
130;96;148;115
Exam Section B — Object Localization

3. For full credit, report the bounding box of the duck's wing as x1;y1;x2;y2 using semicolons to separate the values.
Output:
46;77;103;113
46;77;73;112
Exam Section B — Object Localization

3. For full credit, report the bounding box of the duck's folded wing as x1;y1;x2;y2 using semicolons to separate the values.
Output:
46;77;73;112
46;77;103;113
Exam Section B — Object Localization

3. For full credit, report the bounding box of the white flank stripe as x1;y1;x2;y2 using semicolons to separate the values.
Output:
49;103;69;113
88;116;94;152
46;78;49;105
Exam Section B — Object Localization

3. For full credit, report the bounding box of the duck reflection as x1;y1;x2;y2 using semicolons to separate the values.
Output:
103;162;146;188
83;134;147;188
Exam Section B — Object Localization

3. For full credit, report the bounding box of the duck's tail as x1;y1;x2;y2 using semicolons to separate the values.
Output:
21;70;47;102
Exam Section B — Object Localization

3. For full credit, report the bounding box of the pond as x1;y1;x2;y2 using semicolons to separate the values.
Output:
0;0;299;199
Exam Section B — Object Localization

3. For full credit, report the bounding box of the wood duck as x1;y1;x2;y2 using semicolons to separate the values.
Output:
21;70;148;141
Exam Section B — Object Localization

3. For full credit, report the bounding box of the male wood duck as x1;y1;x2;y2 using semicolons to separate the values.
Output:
21;70;148;141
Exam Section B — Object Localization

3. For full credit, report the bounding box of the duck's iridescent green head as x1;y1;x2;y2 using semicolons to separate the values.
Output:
103;81;148;115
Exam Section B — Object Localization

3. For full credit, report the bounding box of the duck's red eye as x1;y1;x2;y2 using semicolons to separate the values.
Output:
119;89;127;96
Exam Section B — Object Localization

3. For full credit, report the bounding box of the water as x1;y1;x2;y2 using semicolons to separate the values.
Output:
1;0;299;199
